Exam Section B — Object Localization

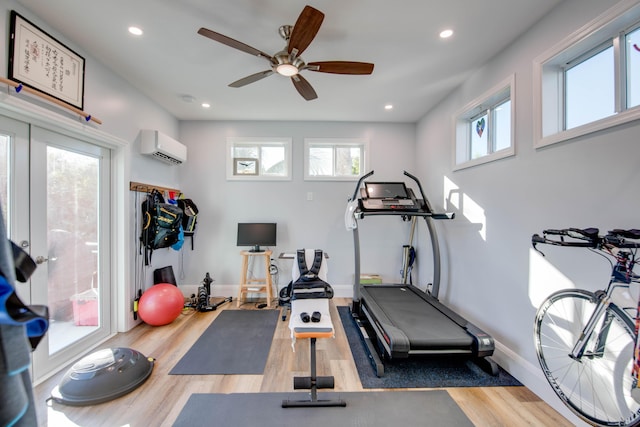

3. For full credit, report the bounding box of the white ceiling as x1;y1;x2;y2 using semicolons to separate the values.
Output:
16;0;563;123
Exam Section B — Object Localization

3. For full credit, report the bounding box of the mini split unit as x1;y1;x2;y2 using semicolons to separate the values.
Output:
140;130;187;165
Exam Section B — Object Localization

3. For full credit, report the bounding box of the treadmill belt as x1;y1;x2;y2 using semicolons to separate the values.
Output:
364;286;473;350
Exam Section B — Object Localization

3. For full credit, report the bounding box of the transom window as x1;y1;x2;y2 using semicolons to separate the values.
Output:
454;75;514;170
304;138;368;181
564;44;615;130
226;137;292;180
534;1;640;147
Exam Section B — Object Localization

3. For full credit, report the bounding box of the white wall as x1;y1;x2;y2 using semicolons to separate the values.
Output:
177;120;416;297
415;0;631;424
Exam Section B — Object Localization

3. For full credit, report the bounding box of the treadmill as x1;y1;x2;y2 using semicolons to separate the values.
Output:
345;170;497;377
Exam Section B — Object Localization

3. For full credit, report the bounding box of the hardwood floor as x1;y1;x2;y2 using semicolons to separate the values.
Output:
33;298;571;426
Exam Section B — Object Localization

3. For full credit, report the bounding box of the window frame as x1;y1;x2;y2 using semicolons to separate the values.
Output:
533;0;640;148
303;137;369;181
226;137;292;181
453;74;515;171
563;42;615;131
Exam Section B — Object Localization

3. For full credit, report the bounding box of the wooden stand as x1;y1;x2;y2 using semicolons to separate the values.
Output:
238;250;273;307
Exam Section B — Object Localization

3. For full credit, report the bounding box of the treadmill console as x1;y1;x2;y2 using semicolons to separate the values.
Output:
359;182;423;212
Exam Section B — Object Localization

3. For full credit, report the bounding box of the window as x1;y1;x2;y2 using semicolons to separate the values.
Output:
565;45;615;129
304;138;368;180
534;1;640;147
454;75;515;170
226;137;292;180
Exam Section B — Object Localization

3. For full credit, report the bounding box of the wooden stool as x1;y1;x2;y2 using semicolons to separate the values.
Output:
238;250;273;307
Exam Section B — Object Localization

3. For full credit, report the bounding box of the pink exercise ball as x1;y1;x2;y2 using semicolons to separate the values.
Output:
138;283;184;326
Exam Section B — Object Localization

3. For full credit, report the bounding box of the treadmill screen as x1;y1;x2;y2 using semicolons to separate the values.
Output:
365;182;409;199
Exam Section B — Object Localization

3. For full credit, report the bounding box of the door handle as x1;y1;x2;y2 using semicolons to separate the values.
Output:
35;256;48;264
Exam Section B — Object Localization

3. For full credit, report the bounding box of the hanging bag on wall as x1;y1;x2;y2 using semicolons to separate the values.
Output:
140;189;183;265
140;189;164;265
177;198;198;233
177;197;198;250
153;203;183;249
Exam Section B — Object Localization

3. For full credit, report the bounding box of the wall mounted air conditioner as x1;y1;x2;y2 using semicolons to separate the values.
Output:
140;129;187;165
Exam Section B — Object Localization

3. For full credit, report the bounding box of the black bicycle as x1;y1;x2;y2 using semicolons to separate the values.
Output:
532;228;640;426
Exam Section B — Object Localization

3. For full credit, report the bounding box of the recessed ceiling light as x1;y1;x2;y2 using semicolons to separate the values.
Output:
201;103;211;108
128;26;143;36
384;104;393;110
439;29;453;39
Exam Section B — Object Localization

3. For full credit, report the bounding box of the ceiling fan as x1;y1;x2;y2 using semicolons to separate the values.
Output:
197;5;374;101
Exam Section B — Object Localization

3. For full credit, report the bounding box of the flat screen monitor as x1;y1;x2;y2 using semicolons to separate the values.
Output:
237;223;277;253
365;182;409;199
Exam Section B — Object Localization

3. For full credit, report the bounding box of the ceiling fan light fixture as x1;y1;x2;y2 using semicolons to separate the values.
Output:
276;63;299;76
128;26;143;36
439;29;454;39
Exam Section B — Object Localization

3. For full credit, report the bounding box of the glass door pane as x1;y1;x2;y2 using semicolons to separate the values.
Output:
46;146;100;354
30;126;111;382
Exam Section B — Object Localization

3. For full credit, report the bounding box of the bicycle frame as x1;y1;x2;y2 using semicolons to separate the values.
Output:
568;250;638;361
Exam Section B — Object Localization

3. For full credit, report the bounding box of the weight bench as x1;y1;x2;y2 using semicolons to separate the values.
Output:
282;250;346;408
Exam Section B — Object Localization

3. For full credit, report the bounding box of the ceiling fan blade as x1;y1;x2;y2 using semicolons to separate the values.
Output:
307;61;374;75
229;70;274;88
287;6;324;56
291;74;317;100
198;27;272;61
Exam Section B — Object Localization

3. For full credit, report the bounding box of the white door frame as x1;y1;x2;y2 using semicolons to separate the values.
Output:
0;94;129;384
28;125;113;381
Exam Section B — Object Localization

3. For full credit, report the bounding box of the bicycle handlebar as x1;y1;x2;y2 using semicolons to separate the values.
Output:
604;230;640;248
532;227;640;255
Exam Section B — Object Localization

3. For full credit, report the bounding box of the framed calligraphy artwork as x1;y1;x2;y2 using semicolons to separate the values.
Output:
8;11;85;110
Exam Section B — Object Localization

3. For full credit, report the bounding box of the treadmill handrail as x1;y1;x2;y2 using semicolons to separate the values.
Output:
350;170;374;202
403;171;430;211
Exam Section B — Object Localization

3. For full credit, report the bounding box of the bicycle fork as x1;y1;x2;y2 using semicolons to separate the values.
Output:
569;291;612;361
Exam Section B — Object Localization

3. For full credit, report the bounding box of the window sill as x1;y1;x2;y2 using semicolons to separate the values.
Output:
536;106;640;149
304;175;362;181
452;147;515;171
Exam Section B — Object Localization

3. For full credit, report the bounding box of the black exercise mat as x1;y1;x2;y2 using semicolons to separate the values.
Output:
169;309;278;375
173;390;473;427
338;306;522;388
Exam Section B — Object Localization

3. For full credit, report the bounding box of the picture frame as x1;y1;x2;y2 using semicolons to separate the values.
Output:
8;10;85;110
233;158;259;175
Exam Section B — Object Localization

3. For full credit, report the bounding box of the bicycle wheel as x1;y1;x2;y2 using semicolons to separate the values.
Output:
535;289;640;426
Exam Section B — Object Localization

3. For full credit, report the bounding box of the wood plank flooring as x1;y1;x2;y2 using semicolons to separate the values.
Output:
33;298;571;426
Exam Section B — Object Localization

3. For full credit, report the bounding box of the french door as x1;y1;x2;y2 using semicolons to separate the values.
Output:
0;115;112;382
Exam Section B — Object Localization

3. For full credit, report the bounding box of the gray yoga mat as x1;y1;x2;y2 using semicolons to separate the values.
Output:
169;309;279;375
173;390;474;426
